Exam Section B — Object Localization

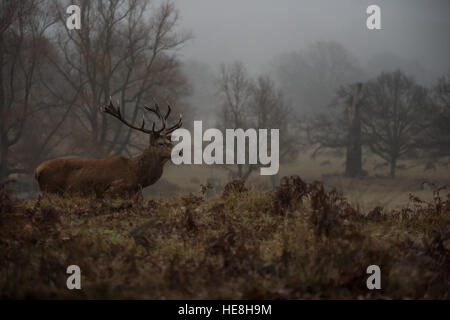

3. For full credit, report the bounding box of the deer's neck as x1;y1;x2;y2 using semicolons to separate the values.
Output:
133;147;168;188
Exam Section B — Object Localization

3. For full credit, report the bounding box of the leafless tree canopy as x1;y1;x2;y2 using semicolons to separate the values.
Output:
0;0;64;181
309;71;432;178
50;0;191;158
360;71;428;178
0;0;192;188
217;62;303;181
421;70;450;163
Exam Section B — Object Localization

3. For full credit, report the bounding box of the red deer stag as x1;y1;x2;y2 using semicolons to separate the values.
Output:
34;99;182;197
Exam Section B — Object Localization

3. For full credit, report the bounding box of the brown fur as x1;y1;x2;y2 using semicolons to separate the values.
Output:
35;136;174;198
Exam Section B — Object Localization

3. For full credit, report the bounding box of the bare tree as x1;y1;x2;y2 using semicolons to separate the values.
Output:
309;83;364;177
217;62;302;183
309;71;429;179
360;71;428;178
50;0;191;158
216;61;253;179
344;83;363;177
249;76;303;185
419;70;450;166
217;61;253;129
307;86;353;162
0;0;67;182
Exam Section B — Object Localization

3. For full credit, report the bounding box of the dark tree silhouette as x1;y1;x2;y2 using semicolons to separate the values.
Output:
344;83;363;177
51;0;191;158
360;71;428;178
0;0;68;182
309;71;429;179
308;83;364;177
420;70;450;165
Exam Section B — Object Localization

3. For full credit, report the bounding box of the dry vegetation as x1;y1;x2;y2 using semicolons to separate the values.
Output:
0;176;449;299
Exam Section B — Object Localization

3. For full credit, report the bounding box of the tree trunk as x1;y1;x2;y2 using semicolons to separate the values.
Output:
0;144;8;181
345;83;363;178
390;158;397;178
0;44;6;182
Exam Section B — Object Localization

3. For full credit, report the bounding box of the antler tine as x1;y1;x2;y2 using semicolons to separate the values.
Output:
106;97;122;117
116;99;121;116
101;97;153;134
144;103;166;134
102;97;117;116
165;114;182;134
103;97;182;137
140;114;145;130
164;104;171;120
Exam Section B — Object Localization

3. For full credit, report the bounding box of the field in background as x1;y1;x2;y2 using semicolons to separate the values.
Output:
149;152;450;212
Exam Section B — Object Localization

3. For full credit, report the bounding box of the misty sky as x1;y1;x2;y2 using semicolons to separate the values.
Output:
172;0;450;80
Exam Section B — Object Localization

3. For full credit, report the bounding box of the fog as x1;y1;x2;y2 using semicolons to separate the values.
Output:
2;1;449;300
174;0;450;81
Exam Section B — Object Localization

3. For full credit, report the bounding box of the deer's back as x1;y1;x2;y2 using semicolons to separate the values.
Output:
35;156;135;195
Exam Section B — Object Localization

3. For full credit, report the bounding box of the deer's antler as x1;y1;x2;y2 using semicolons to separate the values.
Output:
101;97;182;136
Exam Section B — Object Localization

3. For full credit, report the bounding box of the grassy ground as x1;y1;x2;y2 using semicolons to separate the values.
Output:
0;176;448;299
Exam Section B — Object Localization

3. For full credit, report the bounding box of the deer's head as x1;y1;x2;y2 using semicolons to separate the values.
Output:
102;98;182;160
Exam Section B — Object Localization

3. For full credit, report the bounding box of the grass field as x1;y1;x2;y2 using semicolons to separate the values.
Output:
0;174;448;299
150;153;450;211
